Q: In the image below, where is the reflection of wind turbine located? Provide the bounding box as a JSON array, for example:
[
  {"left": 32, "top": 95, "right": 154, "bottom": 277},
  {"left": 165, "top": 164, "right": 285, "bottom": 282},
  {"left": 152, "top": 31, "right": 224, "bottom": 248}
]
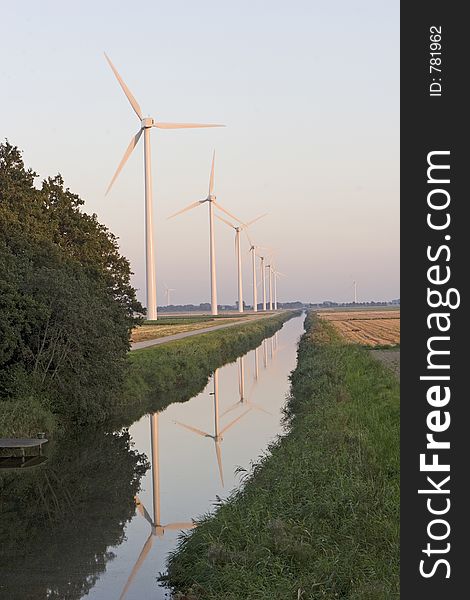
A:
[
  {"left": 217, "top": 214, "right": 267, "bottom": 313},
  {"left": 104, "top": 53, "right": 223, "bottom": 321},
  {"left": 120, "top": 413, "right": 194, "bottom": 600},
  {"left": 174, "top": 369, "right": 251, "bottom": 486},
  {"left": 221, "top": 355, "right": 272, "bottom": 418},
  {"left": 164, "top": 283, "right": 175, "bottom": 306},
  {"left": 168, "top": 152, "right": 241, "bottom": 315}
]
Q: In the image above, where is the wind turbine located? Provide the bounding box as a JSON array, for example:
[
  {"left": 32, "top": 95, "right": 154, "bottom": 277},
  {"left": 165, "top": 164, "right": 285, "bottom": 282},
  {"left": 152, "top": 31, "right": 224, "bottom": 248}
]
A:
[
  {"left": 259, "top": 255, "right": 267, "bottom": 311},
  {"left": 266, "top": 262, "right": 274, "bottom": 310},
  {"left": 168, "top": 152, "right": 241, "bottom": 316},
  {"left": 272, "top": 269, "right": 286, "bottom": 310},
  {"left": 246, "top": 233, "right": 270, "bottom": 313},
  {"left": 217, "top": 213, "right": 267, "bottom": 313},
  {"left": 174, "top": 369, "right": 251, "bottom": 485},
  {"left": 163, "top": 283, "right": 175, "bottom": 306},
  {"left": 104, "top": 52, "right": 223, "bottom": 320},
  {"left": 119, "top": 412, "right": 195, "bottom": 600},
  {"left": 353, "top": 280, "right": 358, "bottom": 304}
]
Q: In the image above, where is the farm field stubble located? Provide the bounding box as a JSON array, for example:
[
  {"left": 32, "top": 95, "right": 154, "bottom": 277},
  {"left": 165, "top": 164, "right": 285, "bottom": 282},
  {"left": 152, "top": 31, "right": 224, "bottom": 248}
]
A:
[{"left": 318, "top": 310, "right": 400, "bottom": 346}]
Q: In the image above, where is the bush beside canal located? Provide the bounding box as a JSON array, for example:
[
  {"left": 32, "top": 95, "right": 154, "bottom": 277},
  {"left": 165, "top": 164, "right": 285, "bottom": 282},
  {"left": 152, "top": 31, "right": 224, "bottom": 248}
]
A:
[{"left": 164, "top": 312, "right": 399, "bottom": 599}]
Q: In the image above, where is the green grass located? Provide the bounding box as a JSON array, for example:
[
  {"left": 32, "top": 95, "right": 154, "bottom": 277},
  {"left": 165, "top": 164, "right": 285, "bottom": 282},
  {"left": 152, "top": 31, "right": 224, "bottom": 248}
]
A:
[{"left": 164, "top": 312, "right": 399, "bottom": 599}]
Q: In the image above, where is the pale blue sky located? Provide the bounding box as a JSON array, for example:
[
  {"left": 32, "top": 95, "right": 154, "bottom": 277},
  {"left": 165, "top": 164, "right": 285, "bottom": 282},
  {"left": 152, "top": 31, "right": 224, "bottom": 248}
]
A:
[{"left": 0, "top": 1, "right": 399, "bottom": 305}]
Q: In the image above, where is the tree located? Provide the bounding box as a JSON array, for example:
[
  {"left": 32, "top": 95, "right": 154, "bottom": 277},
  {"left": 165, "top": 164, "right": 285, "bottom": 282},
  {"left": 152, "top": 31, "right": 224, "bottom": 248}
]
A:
[{"left": 0, "top": 141, "right": 144, "bottom": 432}]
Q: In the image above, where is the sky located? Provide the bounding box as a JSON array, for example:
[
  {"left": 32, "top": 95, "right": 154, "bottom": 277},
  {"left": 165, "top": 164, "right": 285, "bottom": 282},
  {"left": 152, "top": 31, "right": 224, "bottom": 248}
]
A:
[{"left": 0, "top": 0, "right": 399, "bottom": 306}]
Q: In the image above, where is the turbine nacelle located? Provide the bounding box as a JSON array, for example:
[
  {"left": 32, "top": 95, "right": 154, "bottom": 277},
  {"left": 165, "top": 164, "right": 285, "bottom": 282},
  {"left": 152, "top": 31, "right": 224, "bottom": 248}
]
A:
[{"left": 141, "top": 117, "right": 155, "bottom": 128}]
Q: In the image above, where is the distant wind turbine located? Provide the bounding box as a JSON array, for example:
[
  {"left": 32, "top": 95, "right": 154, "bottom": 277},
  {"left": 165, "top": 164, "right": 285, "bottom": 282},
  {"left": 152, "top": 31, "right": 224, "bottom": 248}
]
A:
[
  {"left": 168, "top": 151, "right": 241, "bottom": 315},
  {"left": 353, "top": 280, "right": 358, "bottom": 303},
  {"left": 103, "top": 52, "right": 224, "bottom": 320},
  {"left": 163, "top": 283, "right": 175, "bottom": 306},
  {"left": 272, "top": 269, "right": 286, "bottom": 310},
  {"left": 217, "top": 213, "right": 267, "bottom": 313},
  {"left": 246, "top": 233, "right": 270, "bottom": 313}
]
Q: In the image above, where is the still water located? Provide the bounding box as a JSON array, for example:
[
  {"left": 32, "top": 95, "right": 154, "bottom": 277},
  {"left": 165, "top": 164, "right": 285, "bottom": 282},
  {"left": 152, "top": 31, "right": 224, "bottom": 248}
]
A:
[{"left": 0, "top": 314, "right": 304, "bottom": 600}]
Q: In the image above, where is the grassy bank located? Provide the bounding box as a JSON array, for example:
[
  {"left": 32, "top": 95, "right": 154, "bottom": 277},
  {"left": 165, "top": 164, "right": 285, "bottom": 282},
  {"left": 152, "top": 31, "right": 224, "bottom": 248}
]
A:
[
  {"left": 164, "top": 312, "right": 399, "bottom": 599},
  {"left": 0, "top": 312, "right": 295, "bottom": 438},
  {"left": 113, "top": 312, "right": 296, "bottom": 429}
]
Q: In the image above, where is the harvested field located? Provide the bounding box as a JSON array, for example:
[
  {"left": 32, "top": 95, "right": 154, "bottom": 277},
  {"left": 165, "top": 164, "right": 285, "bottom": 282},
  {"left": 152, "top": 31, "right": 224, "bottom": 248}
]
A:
[
  {"left": 318, "top": 310, "right": 400, "bottom": 346},
  {"left": 132, "top": 316, "right": 254, "bottom": 342}
]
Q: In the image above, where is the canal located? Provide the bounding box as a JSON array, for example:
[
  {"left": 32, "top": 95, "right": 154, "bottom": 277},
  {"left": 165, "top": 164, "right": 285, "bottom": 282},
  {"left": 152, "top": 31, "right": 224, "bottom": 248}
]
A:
[{"left": 0, "top": 313, "right": 305, "bottom": 600}]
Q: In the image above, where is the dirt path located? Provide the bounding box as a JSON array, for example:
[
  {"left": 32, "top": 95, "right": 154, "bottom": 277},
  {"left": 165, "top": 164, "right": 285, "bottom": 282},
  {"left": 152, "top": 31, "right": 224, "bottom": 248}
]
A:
[
  {"left": 130, "top": 315, "right": 267, "bottom": 351},
  {"left": 370, "top": 348, "right": 400, "bottom": 378}
]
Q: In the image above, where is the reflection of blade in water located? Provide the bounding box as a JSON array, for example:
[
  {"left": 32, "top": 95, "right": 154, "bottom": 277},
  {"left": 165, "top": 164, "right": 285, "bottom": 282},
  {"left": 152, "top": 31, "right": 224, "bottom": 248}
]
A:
[
  {"left": 263, "top": 339, "right": 268, "bottom": 367},
  {"left": 174, "top": 369, "right": 252, "bottom": 487},
  {"left": 120, "top": 412, "right": 194, "bottom": 600},
  {"left": 119, "top": 532, "right": 154, "bottom": 600}
]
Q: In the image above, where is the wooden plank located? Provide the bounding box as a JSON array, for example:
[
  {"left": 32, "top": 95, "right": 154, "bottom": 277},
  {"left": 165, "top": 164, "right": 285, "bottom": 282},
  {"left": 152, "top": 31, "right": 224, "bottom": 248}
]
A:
[{"left": 0, "top": 438, "right": 48, "bottom": 449}]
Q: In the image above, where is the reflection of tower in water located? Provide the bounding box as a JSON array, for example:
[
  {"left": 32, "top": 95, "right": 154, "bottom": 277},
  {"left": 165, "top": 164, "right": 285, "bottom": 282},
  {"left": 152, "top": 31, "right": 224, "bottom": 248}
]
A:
[
  {"left": 119, "top": 413, "right": 194, "bottom": 600},
  {"left": 174, "top": 369, "right": 251, "bottom": 487}
]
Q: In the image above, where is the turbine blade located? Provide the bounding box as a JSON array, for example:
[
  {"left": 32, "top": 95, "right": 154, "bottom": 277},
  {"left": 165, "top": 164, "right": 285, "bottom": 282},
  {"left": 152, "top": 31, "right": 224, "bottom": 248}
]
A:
[
  {"left": 209, "top": 150, "right": 216, "bottom": 195},
  {"left": 214, "top": 441, "right": 224, "bottom": 487},
  {"left": 154, "top": 123, "right": 224, "bottom": 129},
  {"left": 104, "top": 52, "right": 142, "bottom": 119},
  {"left": 135, "top": 496, "right": 154, "bottom": 527},
  {"left": 215, "top": 213, "right": 236, "bottom": 229},
  {"left": 106, "top": 129, "right": 143, "bottom": 194},
  {"left": 118, "top": 533, "right": 154, "bottom": 600},
  {"left": 167, "top": 200, "right": 204, "bottom": 219},
  {"left": 174, "top": 420, "right": 209, "bottom": 438},
  {"left": 219, "top": 408, "right": 252, "bottom": 435},
  {"left": 162, "top": 522, "right": 196, "bottom": 531},
  {"left": 220, "top": 401, "right": 243, "bottom": 418},
  {"left": 244, "top": 230, "right": 254, "bottom": 248},
  {"left": 244, "top": 213, "right": 268, "bottom": 228},
  {"left": 212, "top": 200, "right": 245, "bottom": 226}
]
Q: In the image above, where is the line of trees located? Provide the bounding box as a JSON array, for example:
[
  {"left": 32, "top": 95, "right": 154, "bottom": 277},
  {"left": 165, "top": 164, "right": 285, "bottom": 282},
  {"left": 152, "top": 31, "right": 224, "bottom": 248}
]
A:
[{"left": 0, "top": 141, "right": 144, "bottom": 434}]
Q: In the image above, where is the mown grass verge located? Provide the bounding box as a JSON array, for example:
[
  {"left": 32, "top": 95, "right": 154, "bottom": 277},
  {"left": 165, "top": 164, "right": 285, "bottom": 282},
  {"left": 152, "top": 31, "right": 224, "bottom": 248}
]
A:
[
  {"left": 163, "top": 312, "right": 399, "bottom": 599},
  {"left": 110, "top": 312, "right": 297, "bottom": 430}
]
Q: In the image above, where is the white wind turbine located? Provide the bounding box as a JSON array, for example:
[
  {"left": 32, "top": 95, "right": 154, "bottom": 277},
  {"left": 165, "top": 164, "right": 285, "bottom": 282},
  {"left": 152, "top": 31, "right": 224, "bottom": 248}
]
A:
[
  {"left": 246, "top": 233, "right": 270, "bottom": 312},
  {"left": 216, "top": 213, "right": 267, "bottom": 313},
  {"left": 103, "top": 52, "right": 224, "bottom": 320},
  {"left": 168, "top": 151, "right": 241, "bottom": 315},
  {"left": 266, "top": 261, "right": 274, "bottom": 310},
  {"left": 163, "top": 283, "right": 175, "bottom": 306},
  {"left": 272, "top": 269, "right": 286, "bottom": 310}
]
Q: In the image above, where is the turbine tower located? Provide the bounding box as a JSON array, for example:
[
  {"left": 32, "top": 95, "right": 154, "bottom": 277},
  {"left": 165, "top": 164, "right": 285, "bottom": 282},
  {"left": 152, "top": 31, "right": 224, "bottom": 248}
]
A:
[
  {"left": 266, "top": 263, "right": 273, "bottom": 310},
  {"left": 246, "top": 234, "right": 270, "bottom": 313},
  {"left": 164, "top": 283, "right": 175, "bottom": 306},
  {"left": 259, "top": 255, "right": 267, "bottom": 311},
  {"left": 104, "top": 53, "right": 223, "bottom": 320},
  {"left": 353, "top": 280, "right": 357, "bottom": 304},
  {"left": 168, "top": 152, "right": 240, "bottom": 315},
  {"left": 272, "top": 269, "right": 286, "bottom": 310},
  {"left": 217, "top": 214, "right": 267, "bottom": 313}
]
